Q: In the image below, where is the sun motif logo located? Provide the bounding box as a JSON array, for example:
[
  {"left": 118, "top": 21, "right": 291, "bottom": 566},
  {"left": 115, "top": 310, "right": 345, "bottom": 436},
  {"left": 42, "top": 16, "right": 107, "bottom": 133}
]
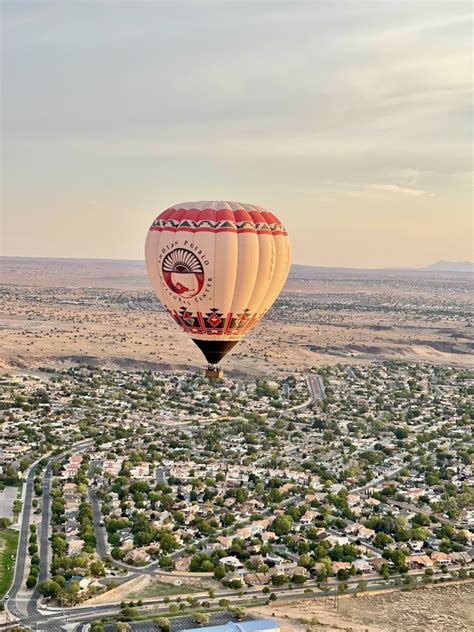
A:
[{"left": 162, "top": 248, "right": 205, "bottom": 298}]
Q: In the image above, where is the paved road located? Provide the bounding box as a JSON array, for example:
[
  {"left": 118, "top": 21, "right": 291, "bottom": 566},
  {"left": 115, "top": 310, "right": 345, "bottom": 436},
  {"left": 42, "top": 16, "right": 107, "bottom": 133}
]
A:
[
  {"left": 5, "top": 440, "right": 94, "bottom": 626},
  {"left": 308, "top": 374, "right": 325, "bottom": 401},
  {"left": 19, "top": 567, "right": 473, "bottom": 630},
  {"left": 27, "top": 461, "right": 54, "bottom": 617},
  {"left": 290, "top": 374, "right": 325, "bottom": 411},
  {"left": 89, "top": 488, "right": 108, "bottom": 558},
  {"left": 155, "top": 466, "right": 168, "bottom": 485},
  {"left": 88, "top": 461, "right": 109, "bottom": 559},
  {"left": 385, "top": 498, "right": 460, "bottom": 528},
  {"left": 351, "top": 458, "right": 420, "bottom": 495},
  {"left": 6, "top": 460, "right": 40, "bottom": 619},
  {"left": 3, "top": 564, "right": 471, "bottom": 630}
]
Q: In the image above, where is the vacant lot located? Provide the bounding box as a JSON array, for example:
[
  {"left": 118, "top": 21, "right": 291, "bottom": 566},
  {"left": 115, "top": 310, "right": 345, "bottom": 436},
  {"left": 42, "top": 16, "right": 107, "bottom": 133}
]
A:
[
  {"left": 0, "top": 487, "right": 19, "bottom": 520},
  {"left": 0, "top": 529, "right": 18, "bottom": 598},
  {"left": 251, "top": 582, "right": 474, "bottom": 632},
  {"left": 129, "top": 579, "right": 206, "bottom": 599}
]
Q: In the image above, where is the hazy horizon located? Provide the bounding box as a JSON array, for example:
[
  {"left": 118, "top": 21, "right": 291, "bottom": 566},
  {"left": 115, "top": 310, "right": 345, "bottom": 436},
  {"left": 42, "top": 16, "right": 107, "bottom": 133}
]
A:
[
  {"left": 1, "top": 253, "right": 472, "bottom": 273},
  {"left": 1, "top": 1, "right": 472, "bottom": 267}
]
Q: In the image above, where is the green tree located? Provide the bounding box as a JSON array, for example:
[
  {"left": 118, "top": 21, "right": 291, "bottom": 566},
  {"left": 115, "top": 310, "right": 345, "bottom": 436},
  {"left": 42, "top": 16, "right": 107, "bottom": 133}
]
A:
[
  {"left": 157, "top": 618, "right": 170, "bottom": 632},
  {"left": 271, "top": 514, "right": 293, "bottom": 536}
]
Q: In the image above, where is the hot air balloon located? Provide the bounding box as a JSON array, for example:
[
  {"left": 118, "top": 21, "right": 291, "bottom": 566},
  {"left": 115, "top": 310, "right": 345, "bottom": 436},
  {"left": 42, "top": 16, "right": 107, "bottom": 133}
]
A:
[{"left": 145, "top": 201, "right": 291, "bottom": 377}]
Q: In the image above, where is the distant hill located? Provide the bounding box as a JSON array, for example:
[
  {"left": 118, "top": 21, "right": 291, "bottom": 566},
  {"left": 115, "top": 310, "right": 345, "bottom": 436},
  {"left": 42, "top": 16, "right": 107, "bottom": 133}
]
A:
[{"left": 424, "top": 260, "right": 474, "bottom": 273}]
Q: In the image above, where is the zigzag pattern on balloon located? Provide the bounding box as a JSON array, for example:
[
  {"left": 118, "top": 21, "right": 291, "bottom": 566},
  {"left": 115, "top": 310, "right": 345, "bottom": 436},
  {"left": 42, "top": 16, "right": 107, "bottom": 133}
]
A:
[
  {"left": 170, "top": 306, "right": 259, "bottom": 337},
  {"left": 150, "top": 217, "right": 287, "bottom": 235}
]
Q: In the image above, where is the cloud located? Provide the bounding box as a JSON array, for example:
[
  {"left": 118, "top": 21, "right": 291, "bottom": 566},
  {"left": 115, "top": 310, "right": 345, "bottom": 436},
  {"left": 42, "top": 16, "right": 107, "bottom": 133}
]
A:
[{"left": 368, "top": 184, "right": 426, "bottom": 197}]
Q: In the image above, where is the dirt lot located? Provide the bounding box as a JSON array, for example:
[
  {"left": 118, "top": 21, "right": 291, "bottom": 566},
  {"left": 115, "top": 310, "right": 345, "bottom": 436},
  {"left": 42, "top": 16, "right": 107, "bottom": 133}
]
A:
[
  {"left": 84, "top": 573, "right": 213, "bottom": 606},
  {"left": 250, "top": 582, "right": 474, "bottom": 632}
]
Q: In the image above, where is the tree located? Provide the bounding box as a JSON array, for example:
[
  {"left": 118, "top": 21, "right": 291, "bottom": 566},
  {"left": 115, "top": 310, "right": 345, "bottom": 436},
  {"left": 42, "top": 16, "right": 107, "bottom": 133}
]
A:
[
  {"left": 338, "top": 581, "right": 347, "bottom": 594},
  {"left": 119, "top": 606, "right": 139, "bottom": 621},
  {"left": 38, "top": 579, "right": 62, "bottom": 599},
  {"left": 117, "top": 624, "right": 131, "bottom": 632},
  {"left": 193, "top": 613, "right": 209, "bottom": 625},
  {"left": 271, "top": 514, "right": 293, "bottom": 536},
  {"left": 271, "top": 573, "right": 289, "bottom": 586},
  {"left": 229, "top": 606, "right": 245, "bottom": 620},
  {"left": 160, "top": 554, "right": 173, "bottom": 570},
  {"left": 384, "top": 548, "right": 407, "bottom": 573},
  {"left": 90, "top": 622, "right": 105, "bottom": 632},
  {"left": 213, "top": 565, "right": 226, "bottom": 580},
  {"left": 357, "top": 580, "right": 368, "bottom": 593},
  {"left": 26, "top": 575, "right": 37, "bottom": 589},
  {"left": 89, "top": 560, "right": 105, "bottom": 577},
  {"left": 160, "top": 531, "right": 179, "bottom": 553},
  {"left": 64, "top": 581, "right": 80, "bottom": 605},
  {"left": 374, "top": 532, "right": 394, "bottom": 549},
  {"left": 157, "top": 618, "right": 170, "bottom": 632}
]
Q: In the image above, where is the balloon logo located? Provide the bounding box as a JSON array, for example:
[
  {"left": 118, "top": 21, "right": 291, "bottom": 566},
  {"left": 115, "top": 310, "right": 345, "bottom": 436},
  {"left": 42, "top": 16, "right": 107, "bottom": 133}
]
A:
[
  {"left": 162, "top": 248, "right": 204, "bottom": 298},
  {"left": 145, "top": 201, "right": 291, "bottom": 372}
]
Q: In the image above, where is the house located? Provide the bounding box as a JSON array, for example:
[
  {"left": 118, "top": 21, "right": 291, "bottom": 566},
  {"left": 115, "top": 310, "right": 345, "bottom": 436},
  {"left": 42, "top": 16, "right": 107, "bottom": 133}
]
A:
[
  {"left": 220, "top": 556, "right": 244, "bottom": 569},
  {"left": 224, "top": 572, "right": 243, "bottom": 586},
  {"left": 217, "top": 535, "right": 234, "bottom": 548},
  {"left": 290, "top": 565, "right": 309, "bottom": 578},
  {"left": 124, "top": 548, "right": 151, "bottom": 564},
  {"left": 66, "top": 576, "right": 91, "bottom": 592},
  {"left": 325, "top": 534, "right": 350, "bottom": 546},
  {"left": 347, "top": 494, "right": 361, "bottom": 507},
  {"left": 407, "top": 555, "right": 433, "bottom": 569},
  {"left": 408, "top": 540, "right": 425, "bottom": 553},
  {"left": 301, "top": 510, "right": 322, "bottom": 524},
  {"left": 431, "top": 552, "right": 452, "bottom": 566},
  {"left": 175, "top": 556, "right": 192, "bottom": 572},
  {"left": 358, "top": 526, "right": 376, "bottom": 540},
  {"left": 130, "top": 462, "right": 150, "bottom": 479},
  {"left": 364, "top": 497, "right": 381, "bottom": 507},
  {"left": 244, "top": 572, "right": 270, "bottom": 586},
  {"left": 331, "top": 561, "right": 351, "bottom": 573},
  {"left": 353, "top": 558, "right": 372, "bottom": 573},
  {"left": 371, "top": 557, "right": 391, "bottom": 572},
  {"left": 64, "top": 520, "right": 81, "bottom": 536},
  {"left": 235, "top": 527, "right": 252, "bottom": 539},
  {"left": 63, "top": 482, "right": 77, "bottom": 497},
  {"left": 451, "top": 551, "right": 471, "bottom": 564},
  {"left": 67, "top": 537, "right": 85, "bottom": 556},
  {"left": 261, "top": 531, "right": 276, "bottom": 543}
]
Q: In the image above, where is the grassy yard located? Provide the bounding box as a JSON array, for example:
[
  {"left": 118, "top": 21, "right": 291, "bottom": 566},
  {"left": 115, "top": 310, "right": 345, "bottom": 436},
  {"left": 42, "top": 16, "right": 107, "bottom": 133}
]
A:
[
  {"left": 129, "top": 580, "right": 206, "bottom": 599},
  {"left": 0, "top": 529, "right": 19, "bottom": 598}
]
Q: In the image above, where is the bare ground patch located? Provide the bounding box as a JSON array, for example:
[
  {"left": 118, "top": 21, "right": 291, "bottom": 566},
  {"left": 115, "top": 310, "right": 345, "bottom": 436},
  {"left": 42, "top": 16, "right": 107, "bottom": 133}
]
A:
[{"left": 250, "top": 583, "right": 474, "bottom": 632}]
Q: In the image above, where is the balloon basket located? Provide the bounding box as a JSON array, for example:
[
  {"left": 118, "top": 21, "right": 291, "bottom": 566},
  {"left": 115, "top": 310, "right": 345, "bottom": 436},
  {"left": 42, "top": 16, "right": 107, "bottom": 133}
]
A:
[{"left": 205, "top": 366, "right": 224, "bottom": 380}]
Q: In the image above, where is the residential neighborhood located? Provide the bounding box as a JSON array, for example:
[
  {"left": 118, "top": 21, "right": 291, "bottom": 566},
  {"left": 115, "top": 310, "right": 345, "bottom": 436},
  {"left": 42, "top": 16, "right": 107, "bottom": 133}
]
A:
[{"left": 1, "top": 362, "right": 472, "bottom": 622}]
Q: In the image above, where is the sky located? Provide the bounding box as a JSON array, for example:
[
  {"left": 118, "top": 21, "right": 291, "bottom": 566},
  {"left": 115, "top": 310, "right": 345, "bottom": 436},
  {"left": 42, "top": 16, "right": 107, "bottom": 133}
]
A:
[{"left": 1, "top": 1, "right": 472, "bottom": 268}]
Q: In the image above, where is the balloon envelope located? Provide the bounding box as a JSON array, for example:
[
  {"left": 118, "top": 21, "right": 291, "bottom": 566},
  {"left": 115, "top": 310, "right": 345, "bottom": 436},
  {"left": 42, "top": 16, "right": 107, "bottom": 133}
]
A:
[{"left": 145, "top": 201, "right": 291, "bottom": 365}]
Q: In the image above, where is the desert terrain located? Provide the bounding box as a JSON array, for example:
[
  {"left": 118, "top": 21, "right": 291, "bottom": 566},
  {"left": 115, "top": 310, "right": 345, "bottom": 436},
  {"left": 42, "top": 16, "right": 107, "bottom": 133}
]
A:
[
  {"left": 1, "top": 257, "right": 472, "bottom": 375},
  {"left": 251, "top": 582, "right": 474, "bottom": 632}
]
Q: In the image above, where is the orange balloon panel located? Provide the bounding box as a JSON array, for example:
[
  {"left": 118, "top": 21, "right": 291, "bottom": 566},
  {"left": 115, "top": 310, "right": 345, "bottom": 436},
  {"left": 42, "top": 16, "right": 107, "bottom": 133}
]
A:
[{"left": 145, "top": 201, "right": 291, "bottom": 364}]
